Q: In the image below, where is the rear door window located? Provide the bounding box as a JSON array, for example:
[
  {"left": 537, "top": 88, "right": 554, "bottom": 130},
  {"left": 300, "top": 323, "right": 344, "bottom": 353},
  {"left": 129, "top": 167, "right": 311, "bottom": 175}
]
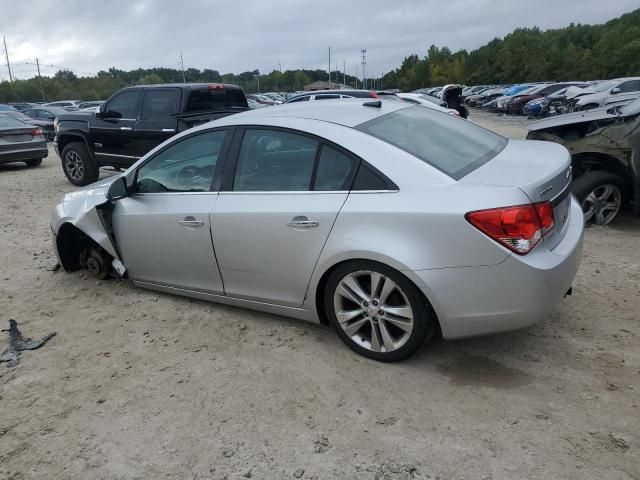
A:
[
  {"left": 313, "top": 145, "right": 356, "bottom": 190},
  {"left": 141, "top": 89, "right": 181, "bottom": 120},
  {"left": 356, "top": 105, "right": 507, "bottom": 180},
  {"left": 233, "top": 129, "right": 318, "bottom": 191}
]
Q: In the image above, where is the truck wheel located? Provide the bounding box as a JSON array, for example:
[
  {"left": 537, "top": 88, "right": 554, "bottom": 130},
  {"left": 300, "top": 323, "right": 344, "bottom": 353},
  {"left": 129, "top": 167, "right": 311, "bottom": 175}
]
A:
[
  {"left": 61, "top": 142, "right": 98, "bottom": 186},
  {"left": 572, "top": 171, "right": 624, "bottom": 225},
  {"left": 24, "top": 158, "right": 42, "bottom": 167}
]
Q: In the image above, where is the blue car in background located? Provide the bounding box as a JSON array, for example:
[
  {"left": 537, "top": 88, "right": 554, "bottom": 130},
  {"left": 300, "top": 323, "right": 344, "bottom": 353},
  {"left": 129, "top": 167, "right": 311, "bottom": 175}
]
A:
[
  {"left": 523, "top": 98, "right": 547, "bottom": 116},
  {"left": 0, "top": 104, "right": 18, "bottom": 112}
]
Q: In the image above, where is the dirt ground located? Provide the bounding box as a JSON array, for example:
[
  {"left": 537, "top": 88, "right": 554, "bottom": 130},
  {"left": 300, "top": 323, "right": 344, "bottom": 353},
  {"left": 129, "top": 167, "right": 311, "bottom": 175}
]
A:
[{"left": 1, "top": 112, "right": 639, "bottom": 480}]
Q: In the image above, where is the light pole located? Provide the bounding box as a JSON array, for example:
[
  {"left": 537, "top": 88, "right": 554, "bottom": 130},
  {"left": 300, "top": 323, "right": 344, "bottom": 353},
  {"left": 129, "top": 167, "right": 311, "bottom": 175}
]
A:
[{"left": 254, "top": 74, "right": 260, "bottom": 93}]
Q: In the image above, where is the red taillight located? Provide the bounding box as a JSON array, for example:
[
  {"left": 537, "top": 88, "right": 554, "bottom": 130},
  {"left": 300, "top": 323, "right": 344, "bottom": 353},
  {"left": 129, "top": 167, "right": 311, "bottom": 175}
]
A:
[
  {"left": 370, "top": 91, "right": 378, "bottom": 98},
  {"left": 465, "top": 201, "right": 555, "bottom": 255},
  {"left": 31, "top": 128, "right": 42, "bottom": 137},
  {"left": 208, "top": 83, "right": 225, "bottom": 90}
]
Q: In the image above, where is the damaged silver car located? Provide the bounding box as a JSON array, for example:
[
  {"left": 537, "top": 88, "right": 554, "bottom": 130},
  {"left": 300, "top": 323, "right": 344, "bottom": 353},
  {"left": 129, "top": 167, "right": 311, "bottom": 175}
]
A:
[
  {"left": 527, "top": 97, "right": 640, "bottom": 224},
  {"left": 51, "top": 100, "right": 583, "bottom": 361}
]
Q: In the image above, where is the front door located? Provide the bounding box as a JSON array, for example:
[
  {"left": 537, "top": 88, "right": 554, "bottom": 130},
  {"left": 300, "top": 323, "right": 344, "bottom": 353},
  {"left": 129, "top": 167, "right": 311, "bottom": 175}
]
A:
[
  {"left": 112, "top": 129, "right": 230, "bottom": 293},
  {"left": 92, "top": 89, "right": 141, "bottom": 166},
  {"left": 212, "top": 128, "right": 357, "bottom": 307}
]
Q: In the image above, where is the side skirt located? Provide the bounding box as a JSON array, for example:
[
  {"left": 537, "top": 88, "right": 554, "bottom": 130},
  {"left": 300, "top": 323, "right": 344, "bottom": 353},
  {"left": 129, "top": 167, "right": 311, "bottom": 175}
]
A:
[{"left": 132, "top": 280, "right": 320, "bottom": 324}]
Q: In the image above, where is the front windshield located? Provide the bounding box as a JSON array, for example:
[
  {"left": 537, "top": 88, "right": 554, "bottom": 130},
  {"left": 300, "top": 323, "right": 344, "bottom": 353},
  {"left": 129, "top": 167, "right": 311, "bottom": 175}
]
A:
[{"left": 619, "top": 97, "right": 640, "bottom": 116}]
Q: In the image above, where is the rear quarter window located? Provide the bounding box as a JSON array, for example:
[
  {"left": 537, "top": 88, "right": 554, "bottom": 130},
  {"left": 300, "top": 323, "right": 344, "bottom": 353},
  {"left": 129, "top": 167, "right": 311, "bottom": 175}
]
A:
[{"left": 355, "top": 106, "right": 507, "bottom": 180}]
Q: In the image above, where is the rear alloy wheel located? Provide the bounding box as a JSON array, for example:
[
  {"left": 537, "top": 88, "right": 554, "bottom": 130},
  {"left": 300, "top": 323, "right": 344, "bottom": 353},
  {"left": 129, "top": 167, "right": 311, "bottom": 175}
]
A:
[
  {"left": 24, "top": 158, "right": 42, "bottom": 167},
  {"left": 61, "top": 142, "right": 98, "bottom": 186},
  {"left": 325, "top": 261, "right": 434, "bottom": 362},
  {"left": 572, "top": 171, "right": 624, "bottom": 225}
]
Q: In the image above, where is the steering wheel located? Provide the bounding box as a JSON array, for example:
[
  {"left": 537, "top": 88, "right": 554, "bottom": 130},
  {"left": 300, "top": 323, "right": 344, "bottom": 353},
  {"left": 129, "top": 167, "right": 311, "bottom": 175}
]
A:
[{"left": 175, "top": 165, "right": 202, "bottom": 189}]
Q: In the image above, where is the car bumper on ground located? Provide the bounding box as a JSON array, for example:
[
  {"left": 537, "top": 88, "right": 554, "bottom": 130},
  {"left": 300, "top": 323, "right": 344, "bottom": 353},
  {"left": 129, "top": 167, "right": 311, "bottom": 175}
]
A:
[
  {"left": 415, "top": 197, "right": 584, "bottom": 339},
  {"left": 0, "top": 145, "right": 48, "bottom": 164}
]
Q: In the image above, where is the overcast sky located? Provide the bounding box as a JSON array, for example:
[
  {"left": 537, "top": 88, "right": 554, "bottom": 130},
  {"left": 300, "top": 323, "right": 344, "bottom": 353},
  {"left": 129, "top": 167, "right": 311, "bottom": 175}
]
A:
[{"left": 0, "top": 0, "right": 637, "bottom": 81}]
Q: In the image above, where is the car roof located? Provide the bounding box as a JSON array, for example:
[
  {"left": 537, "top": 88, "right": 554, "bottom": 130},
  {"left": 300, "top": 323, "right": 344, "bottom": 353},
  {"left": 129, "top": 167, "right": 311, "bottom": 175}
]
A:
[
  {"left": 119, "top": 83, "right": 243, "bottom": 91},
  {"left": 208, "top": 98, "right": 411, "bottom": 129}
]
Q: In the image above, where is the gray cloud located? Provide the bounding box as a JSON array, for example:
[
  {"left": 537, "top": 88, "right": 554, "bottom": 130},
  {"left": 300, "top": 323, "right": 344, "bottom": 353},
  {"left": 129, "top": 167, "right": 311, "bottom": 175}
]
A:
[{"left": 0, "top": 0, "right": 637, "bottom": 80}]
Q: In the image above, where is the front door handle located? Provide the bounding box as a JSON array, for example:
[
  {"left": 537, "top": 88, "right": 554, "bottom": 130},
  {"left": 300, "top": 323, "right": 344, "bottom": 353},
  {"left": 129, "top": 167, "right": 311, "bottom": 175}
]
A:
[
  {"left": 179, "top": 216, "right": 204, "bottom": 227},
  {"left": 162, "top": 128, "right": 176, "bottom": 133},
  {"left": 120, "top": 126, "right": 132, "bottom": 131},
  {"left": 287, "top": 216, "right": 319, "bottom": 228}
]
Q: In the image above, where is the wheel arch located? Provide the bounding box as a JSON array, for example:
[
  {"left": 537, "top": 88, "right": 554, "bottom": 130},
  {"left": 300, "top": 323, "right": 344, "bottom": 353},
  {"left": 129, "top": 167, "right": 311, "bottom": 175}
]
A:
[
  {"left": 57, "top": 132, "right": 94, "bottom": 161},
  {"left": 311, "top": 255, "right": 442, "bottom": 336},
  {"left": 571, "top": 152, "right": 634, "bottom": 198}
]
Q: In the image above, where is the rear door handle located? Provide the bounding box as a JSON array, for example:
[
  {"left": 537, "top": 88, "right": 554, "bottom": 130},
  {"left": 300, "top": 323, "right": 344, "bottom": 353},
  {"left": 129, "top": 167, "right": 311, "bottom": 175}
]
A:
[
  {"left": 287, "top": 216, "right": 319, "bottom": 228},
  {"left": 120, "top": 126, "right": 132, "bottom": 131},
  {"left": 162, "top": 128, "right": 176, "bottom": 133},
  {"left": 179, "top": 216, "right": 204, "bottom": 227}
]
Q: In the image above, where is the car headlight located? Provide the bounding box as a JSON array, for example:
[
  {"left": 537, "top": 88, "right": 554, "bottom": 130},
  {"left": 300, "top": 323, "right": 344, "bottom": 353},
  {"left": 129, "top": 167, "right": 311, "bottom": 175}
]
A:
[{"left": 54, "top": 118, "right": 59, "bottom": 133}]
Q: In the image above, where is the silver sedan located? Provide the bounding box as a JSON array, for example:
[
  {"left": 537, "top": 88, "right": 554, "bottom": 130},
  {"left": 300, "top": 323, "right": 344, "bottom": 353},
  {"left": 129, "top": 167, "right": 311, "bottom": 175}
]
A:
[{"left": 51, "top": 99, "right": 584, "bottom": 361}]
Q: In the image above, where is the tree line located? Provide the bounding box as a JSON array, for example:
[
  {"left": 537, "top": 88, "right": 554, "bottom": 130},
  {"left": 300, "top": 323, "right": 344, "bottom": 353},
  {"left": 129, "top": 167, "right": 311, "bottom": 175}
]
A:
[{"left": 1, "top": 8, "right": 638, "bottom": 103}]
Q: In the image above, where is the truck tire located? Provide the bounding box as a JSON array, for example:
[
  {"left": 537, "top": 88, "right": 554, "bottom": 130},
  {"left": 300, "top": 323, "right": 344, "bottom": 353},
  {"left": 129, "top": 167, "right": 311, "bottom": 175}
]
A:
[
  {"left": 572, "top": 171, "right": 624, "bottom": 225},
  {"left": 24, "top": 158, "right": 43, "bottom": 167},
  {"left": 61, "top": 142, "right": 98, "bottom": 186}
]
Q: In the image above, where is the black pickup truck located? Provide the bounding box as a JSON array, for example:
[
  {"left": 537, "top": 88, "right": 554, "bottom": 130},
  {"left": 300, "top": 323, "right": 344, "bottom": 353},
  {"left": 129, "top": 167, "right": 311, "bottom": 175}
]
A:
[{"left": 54, "top": 83, "right": 249, "bottom": 185}]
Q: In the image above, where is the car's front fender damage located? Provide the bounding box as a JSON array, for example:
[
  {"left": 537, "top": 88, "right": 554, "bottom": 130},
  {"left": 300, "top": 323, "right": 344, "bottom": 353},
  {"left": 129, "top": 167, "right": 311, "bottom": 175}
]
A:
[{"left": 52, "top": 183, "right": 125, "bottom": 279}]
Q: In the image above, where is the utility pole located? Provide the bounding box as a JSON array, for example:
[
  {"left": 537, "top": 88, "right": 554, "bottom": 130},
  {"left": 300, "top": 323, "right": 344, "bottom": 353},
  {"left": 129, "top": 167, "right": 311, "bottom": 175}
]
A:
[
  {"left": 328, "top": 47, "right": 331, "bottom": 87},
  {"left": 36, "top": 58, "right": 45, "bottom": 101},
  {"left": 278, "top": 60, "right": 282, "bottom": 73},
  {"left": 3, "top": 36, "right": 13, "bottom": 82},
  {"left": 179, "top": 51, "right": 186, "bottom": 83},
  {"left": 361, "top": 49, "right": 367, "bottom": 90},
  {"left": 343, "top": 60, "right": 346, "bottom": 88}
]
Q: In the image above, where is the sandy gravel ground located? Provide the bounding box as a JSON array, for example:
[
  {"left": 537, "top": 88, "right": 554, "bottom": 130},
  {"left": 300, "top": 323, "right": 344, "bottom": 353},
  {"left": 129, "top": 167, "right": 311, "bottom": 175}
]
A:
[{"left": 1, "top": 112, "right": 639, "bottom": 480}]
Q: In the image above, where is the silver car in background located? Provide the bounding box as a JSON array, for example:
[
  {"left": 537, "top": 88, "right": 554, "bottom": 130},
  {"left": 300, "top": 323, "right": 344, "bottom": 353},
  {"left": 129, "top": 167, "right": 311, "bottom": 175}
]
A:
[{"left": 51, "top": 99, "right": 583, "bottom": 361}]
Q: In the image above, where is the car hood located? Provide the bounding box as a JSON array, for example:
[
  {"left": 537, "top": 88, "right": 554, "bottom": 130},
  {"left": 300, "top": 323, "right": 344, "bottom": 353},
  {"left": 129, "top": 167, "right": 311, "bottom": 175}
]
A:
[
  {"left": 575, "top": 91, "right": 605, "bottom": 105},
  {"left": 527, "top": 107, "right": 617, "bottom": 131}
]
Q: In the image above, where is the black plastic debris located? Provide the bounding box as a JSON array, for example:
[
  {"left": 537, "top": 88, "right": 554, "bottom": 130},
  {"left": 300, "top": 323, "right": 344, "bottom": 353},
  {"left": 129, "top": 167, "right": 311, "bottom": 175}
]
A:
[{"left": 0, "top": 319, "right": 56, "bottom": 367}]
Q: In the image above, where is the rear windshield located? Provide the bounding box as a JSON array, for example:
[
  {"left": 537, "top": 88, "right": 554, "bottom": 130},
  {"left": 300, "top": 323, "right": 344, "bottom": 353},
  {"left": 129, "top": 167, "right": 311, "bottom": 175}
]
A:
[
  {"left": 185, "top": 89, "right": 248, "bottom": 112},
  {"left": 355, "top": 106, "right": 507, "bottom": 179},
  {"left": 0, "top": 114, "right": 27, "bottom": 127}
]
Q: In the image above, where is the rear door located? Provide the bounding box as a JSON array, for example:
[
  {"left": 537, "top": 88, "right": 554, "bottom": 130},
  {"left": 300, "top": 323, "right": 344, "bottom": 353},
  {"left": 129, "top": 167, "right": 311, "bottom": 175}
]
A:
[
  {"left": 212, "top": 128, "right": 358, "bottom": 307},
  {"left": 92, "top": 89, "right": 141, "bottom": 166},
  {"left": 133, "top": 88, "right": 181, "bottom": 157}
]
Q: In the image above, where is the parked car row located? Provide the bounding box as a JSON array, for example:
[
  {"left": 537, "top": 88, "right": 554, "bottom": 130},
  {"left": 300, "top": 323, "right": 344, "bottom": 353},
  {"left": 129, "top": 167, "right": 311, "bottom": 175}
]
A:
[{"left": 446, "top": 78, "right": 640, "bottom": 117}]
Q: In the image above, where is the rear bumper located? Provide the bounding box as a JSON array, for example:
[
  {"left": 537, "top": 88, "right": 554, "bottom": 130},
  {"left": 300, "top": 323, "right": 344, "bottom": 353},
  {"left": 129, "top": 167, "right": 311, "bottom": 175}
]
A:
[
  {"left": 0, "top": 145, "right": 48, "bottom": 164},
  {"left": 415, "top": 197, "right": 584, "bottom": 339}
]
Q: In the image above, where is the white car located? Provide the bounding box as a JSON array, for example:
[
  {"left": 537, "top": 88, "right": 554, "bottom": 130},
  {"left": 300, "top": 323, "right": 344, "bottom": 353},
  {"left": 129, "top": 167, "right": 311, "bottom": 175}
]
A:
[
  {"left": 395, "top": 93, "right": 460, "bottom": 116},
  {"left": 573, "top": 78, "right": 640, "bottom": 111}
]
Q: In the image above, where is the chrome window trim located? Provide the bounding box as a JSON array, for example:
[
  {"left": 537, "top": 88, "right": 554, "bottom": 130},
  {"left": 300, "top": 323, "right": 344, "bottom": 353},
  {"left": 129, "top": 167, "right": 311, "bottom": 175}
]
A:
[{"left": 94, "top": 152, "right": 139, "bottom": 159}]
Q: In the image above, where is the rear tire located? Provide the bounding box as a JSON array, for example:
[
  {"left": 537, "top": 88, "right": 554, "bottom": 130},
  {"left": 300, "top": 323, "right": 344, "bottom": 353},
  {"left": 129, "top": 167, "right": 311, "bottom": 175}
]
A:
[
  {"left": 24, "top": 158, "right": 42, "bottom": 167},
  {"left": 572, "top": 171, "right": 624, "bottom": 225},
  {"left": 61, "top": 142, "right": 98, "bottom": 186},
  {"left": 324, "top": 260, "right": 435, "bottom": 362}
]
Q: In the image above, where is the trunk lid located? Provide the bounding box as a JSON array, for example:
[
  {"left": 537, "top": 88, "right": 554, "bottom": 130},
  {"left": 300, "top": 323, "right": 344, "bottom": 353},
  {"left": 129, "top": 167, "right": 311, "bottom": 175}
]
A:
[
  {"left": 460, "top": 139, "right": 573, "bottom": 249},
  {"left": 0, "top": 126, "right": 36, "bottom": 143}
]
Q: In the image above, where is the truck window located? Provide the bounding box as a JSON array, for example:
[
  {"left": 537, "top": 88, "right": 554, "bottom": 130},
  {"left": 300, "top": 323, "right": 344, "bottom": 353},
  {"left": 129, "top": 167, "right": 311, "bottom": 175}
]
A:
[
  {"left": 141, "top": 89, "right": 181, "bottom": 120},
  {"left": 105, "top": 90, "right": 140, "bottom": 119},
  {"left": 186, "top": 88, "right": 247, "bottom": 112}
]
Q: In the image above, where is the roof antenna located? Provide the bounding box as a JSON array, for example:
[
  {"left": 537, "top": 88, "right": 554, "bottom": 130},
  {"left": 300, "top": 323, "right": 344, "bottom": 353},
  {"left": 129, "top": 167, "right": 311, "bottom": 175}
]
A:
[{"left": 363, "top": 100, "right": 381, "bottom": 108}]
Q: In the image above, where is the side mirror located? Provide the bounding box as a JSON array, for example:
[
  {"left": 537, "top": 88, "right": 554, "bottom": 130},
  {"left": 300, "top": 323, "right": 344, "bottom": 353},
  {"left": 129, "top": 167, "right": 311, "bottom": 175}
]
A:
[
  {"left": 96, "top": 103, "right": 107, "bottom": 118},
  {"left": 611, "top": 87, "right": 621, "bottom": 95},
  {"left": 107, "top": 176, "right": 128, "bottom": 202}
]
